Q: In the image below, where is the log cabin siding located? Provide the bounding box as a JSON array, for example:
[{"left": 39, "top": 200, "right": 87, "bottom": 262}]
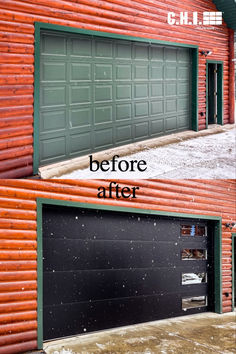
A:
[
  {"left": 0, "top": 179, "right": 235, "bottom": 353},
  {"left": 0, "top": 0, "right": 233, "bottom": 178}
]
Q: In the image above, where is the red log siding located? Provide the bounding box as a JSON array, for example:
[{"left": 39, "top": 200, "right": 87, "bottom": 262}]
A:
[
  {"left": 0, "top": 0, "right": 233, "bottom": 178},
  {"left": 0, "top": 179, "right": 235, "bottom": 353}
]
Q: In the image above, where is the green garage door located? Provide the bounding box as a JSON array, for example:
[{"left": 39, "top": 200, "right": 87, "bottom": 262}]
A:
[{"left": 39, "top": 31, "right": 192, "bottom": 166}]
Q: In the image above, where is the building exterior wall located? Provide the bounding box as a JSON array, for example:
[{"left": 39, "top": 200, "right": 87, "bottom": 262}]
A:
[
  {"left": 0, "top": 0, "right": 233, "bottom": 178},
  {"left": 0, "top": 179, "right": 235, "bottom": 353}
]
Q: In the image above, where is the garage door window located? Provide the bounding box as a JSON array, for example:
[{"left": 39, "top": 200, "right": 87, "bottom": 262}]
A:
[
  {"left": 182, "top": 296, "right": 207, "bottom": 310},
  {"left": 182, "top": 272, "right": 207, "bottom": 285},
  {"left": 182, "top": 249, "right": 207, "bottom": 260},
  {"left": 181, "top": 224, "right": 207, "bottom": 237}
]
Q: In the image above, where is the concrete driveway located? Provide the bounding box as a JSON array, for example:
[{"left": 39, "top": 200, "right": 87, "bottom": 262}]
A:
[{"left": 44, "top": 312, "right": 236, "bottom": 354}]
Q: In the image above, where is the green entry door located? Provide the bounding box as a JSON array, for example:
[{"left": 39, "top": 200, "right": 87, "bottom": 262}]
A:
[{"left": 39, "top": 31, "right": 192, "bottom": 166}]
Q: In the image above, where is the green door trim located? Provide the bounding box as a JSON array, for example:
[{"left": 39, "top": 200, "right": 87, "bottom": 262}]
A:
[
  {"left": 33, "top": 22, "right": 199, "bottom": 174},
  {"left": 206, "top": 60, "right": 224, "bottom": 128},
  {"left": 232, "top": 233, "right": 236, "bottom": 310},
  {"left": 36, "top": 197, "right": 222, "bottom": 349}
]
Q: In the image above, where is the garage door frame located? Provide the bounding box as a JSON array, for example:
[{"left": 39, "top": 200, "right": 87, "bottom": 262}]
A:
[
  {"left": 33, "top": 22, "right": 199, "bottom": 174},
  {"left": 206, "top": 60, "right": 224, "bottom": 128},
  {"left": 36, "top": 197, "right": 222, "bottom": 349}
]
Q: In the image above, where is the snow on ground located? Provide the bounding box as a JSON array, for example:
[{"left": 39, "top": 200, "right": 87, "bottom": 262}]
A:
[
  {"left": 53, "top": 349, "right": 74, "bottom": 354},
  {"left": 59, "top": 128, "right": 236, "bottom": 179},
  {"left": 212, "top": 322, "right": 236, "bottom": 330}
]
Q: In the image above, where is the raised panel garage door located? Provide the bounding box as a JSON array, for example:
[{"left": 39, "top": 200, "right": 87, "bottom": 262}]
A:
[
  {"left": 39, "top": 31, "right": 192, "bottom": 166},
  {"left": 42, "top": 205, "right": 213, "bottom": 341}
]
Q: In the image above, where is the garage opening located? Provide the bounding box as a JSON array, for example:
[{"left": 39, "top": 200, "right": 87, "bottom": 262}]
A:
[
  {"left": 41, "top": 204, "right": 215, "bottom": 342},
  {"left": 38, "top": 30, "right": 192, "bottom": 167}
]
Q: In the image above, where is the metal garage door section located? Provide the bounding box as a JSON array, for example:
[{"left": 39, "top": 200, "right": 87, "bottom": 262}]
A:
[
  {"left": 42, "top": 205, "right": 213, "bottom": 341},
  {"left": 39, "top": 31, "right": 191, "bottom": 166}
]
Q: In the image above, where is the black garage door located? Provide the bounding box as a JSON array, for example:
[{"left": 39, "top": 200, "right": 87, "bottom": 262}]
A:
[{"left": 42, "top": 205, "right": 214, "bottom": 341}]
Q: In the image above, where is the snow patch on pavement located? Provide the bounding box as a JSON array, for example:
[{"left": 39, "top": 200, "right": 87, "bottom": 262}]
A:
[
  {"left": 212, "top": 322, "right": 236, "bottom": 330},
  {"left": 53, "top": 349, "right": 74, "bottom": 354},
  {"left": 95, "top": 342, "right": 106, "bottom": 349},
  {"left": 125, "top": 335, "right": 156, "bottom": 344}
]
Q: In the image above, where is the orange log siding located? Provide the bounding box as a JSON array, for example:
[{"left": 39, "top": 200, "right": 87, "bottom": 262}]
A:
[
  {"left": 0, "top": 0, "right": 234, "bottom": 178},
  {"left": 0, "top": 179, "right": 235, "bottom": 353}
]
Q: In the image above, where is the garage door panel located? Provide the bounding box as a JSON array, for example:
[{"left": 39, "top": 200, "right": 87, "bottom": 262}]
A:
[
  {"left": 71, "top": 36, "right": 92, "bottom": 57},
  {"left": 134, "top": 102, "right": 149, "bottom": 117},
  {"left": 94, "top": 128, "right": 113, "bottom": 149},
  {"left": 43, "top": 208, "right": 181, "bottom": 242},
  {"left": 39, "top": 32, "right": 191, "bottom": 166},
  {"left": 165, "top": 47, "right": 178, "bottom": 61},
  {"left": 178, "top": 82, "right": 190, "bottom": 95},
  {"left": 69, "top": 107, "right": 92, "bottom": 128},
  {"left": 134, "top": 65, "right": 149, "bottom": 80},
  {"left": 70, "top": 63, "right": 92, "bottom": 81},
  {"left": 178, "top": 65, "right": 191, "bottom": 79},
  {"left": 178, "top": 114, "right": 191, "bottom": 128},
  {"left": 43, "top": 293, "right": 182, "bottom": 341},
  {"left": 116, "top": 125, "right": 132, "bottom": 143},
  {"left": 95, "top": 40, "right": 113, "bottom": 58},
  {"left": 134, "top": 122, "right": 149, "bottom": 139},
  {"left": 115, "top": 41, "right": 132, "bottom": 59},
  {"left": 116, "top": 65, "right": 132, "bottom": 80},
  {"left": 178, "top": 49, "right": 190, "bottom": 62},
  {"left": 44, "top": 268, "right": 180, "bottom": 307},
  {"left": 150, "top": 45, "right": 164, "bottom": 61},
  {"left": 116, "top": 86, "right": 132, "bottom": 101},
  {"left": 150, "top": 119, "right": 164, "bottom": 135},
  {"left": 178, "top": 97, "right": 189, "bottom": 111},
  {"left": 70, "top": 85, "right": 92, "bottom": 104},
  {"left": 166, "top": 99, "right": 177, "bottom": 113},
  {"left": 165, "top": 116, "right": 177, "bottom": 132},
  {"left": 41, "top": 86, "right": 66, "bottom": 107},
  {"left": 94, "top": 63, "right": 113, "bottom": 81},
  {"left": 150, "top": 83, "right": 164, "bottom": 97},
  {"left": 116, "top": 103, "right": 132, "bottom": 120},
  {"left": 134, "top": 43, "right": 149, "bottom": 60},
  {"left": 40, "top": 136, "right": 66, "bottom": 162},
  {"left": 165, "top": 65, "right": 177, "bottom": 80},
  {"left": 40, "top": 110, "right": 66, "bottom": 133},
  {"left": 150, "top": 100, "right": 164, "bottom": 115},
  {"left": 42, "top": 62, "right": 66, "bottom": 82},
  {"left": 165, "top": 82, "right": 177, "bottom": 96},
  {"left": 94, "top": 105, "right": 113, "bottom": 125},
  {"left": 69, "top": 132, "right": 91, "bottom": 155},
  {"left": 150, "top": 64, "right": 164, "bottom": 80},
  {"left": 94, "top": 85, "right": 113, "bottom": 102},
  {"left": 41, "top": 33, "right": 67, "bottom": 55},
  {"left": 43, "top": 238, "right": 179, "bottom": 271},
  {"left": 134, "top": 84, "right": 148, "bottom": 98}
]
